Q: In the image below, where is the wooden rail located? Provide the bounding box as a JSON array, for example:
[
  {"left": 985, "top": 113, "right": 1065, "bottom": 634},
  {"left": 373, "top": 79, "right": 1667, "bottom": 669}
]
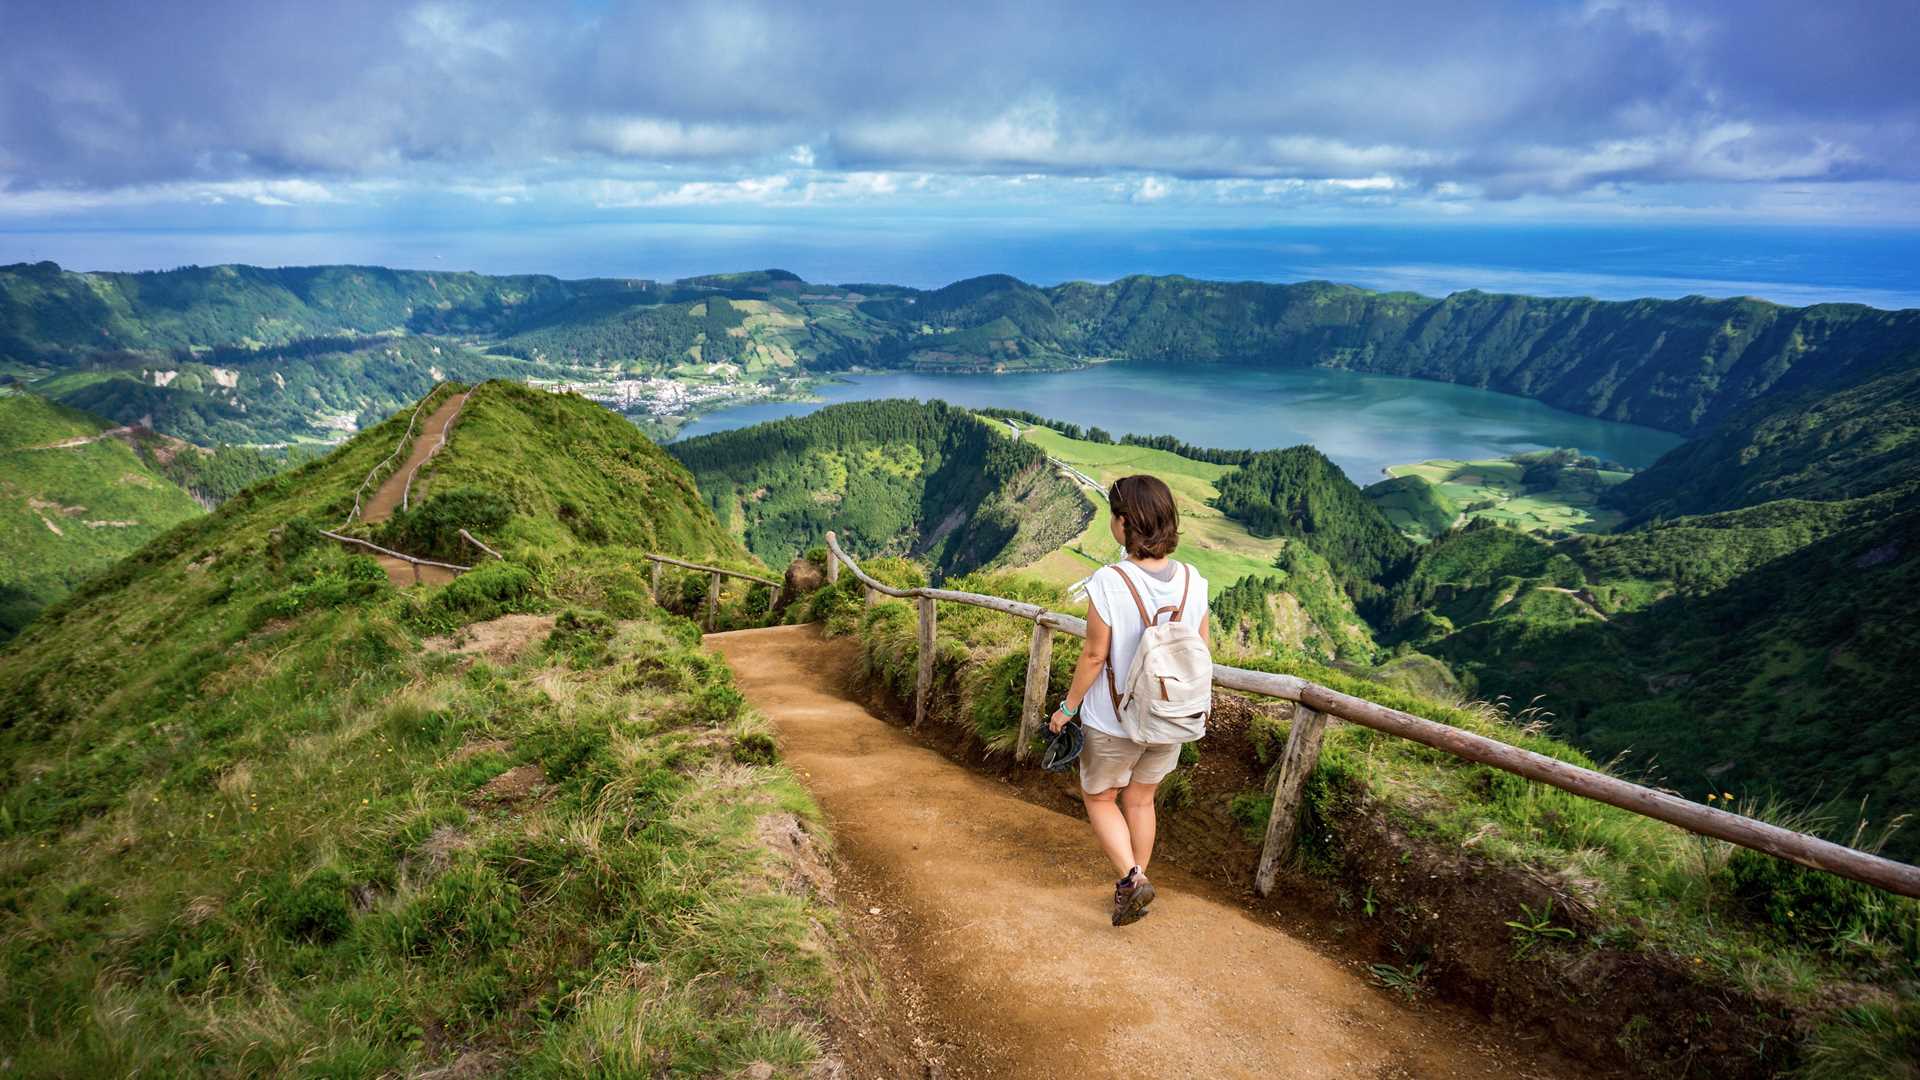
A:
[
  {"left": 823, "top": 532, "right": 1920, "bottom": 900},
  {"left": 642, "top": 553, "right": 783, "bottom": 630},
  {"left": 401, "top": 390, "right": 470, "bottom": 512},
  {"left": 343, "top": 391, "right": 438, "bottom": 527},
  {"left": 459, "top": 529, "right": 504, "bottom": 561},
  {"left": 318, "top": 529, "right": 474, "bottom": 574}
]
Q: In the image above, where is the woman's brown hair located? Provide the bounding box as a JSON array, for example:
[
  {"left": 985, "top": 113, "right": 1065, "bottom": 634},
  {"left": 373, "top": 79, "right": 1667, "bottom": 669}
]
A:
[{"left": 1108, "top": 474, "right": 1179, "bottom": 559}]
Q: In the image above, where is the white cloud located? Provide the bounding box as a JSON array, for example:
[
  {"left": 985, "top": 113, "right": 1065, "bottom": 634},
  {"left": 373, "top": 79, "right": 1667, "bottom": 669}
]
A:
[
  {"left": 1133, "top": 176, "right": 1171, "bottom": 202},
  {"left": 581, "top": 117, "right": 784, "bottom": 160},
  {"left": 591, "top": 174, "right": 793, "bottom": 208},
  {"left": 1325, "top": 175, "right": 1397, "bottom": 191}
]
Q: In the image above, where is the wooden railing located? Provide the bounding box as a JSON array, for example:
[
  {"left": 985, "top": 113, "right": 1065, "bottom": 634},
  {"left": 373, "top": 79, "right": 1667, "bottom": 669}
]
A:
[
  {"left": 343, "top": 390, "right": 440, "bottom": 528},
  {"left": 401, "top": 390, "right": 470, "bottom": 512},
  {"left": 643, "top": 553, "right": 784, "bottom": 630},
  {"left": 822, "top": 531, "right": 1920, "bottom": 900},
  {"left": 318, "top": 528, "right": 472, "bottom": 580}
]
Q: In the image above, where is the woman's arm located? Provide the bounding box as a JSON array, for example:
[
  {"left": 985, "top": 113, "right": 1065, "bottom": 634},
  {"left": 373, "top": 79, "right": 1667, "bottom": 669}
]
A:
[{"left": 1049, "top": 603, "right": 1112, "bottom": 733}]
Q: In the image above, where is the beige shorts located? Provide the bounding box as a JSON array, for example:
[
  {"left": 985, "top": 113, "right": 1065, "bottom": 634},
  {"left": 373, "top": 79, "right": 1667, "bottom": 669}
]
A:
[{"left": 1079, "top": 728, "right": 1182, "bottom": 794}]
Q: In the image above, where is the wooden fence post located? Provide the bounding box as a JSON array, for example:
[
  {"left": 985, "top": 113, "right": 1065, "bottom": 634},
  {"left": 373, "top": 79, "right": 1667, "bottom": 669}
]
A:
[
  {"left": 1015, "top": 621, "right": 1054, "bottom": 762},
  {"left": 706, "top": 571, "right": 721, "bottom": 631},
  {"left": 915, "top": 595, "right": 937, "bottom": 728},
  {"left": 1254, "top": 705, "right": 1329, "bottom": 897},
  {"left": 825, "top": 532, "right": 841, "bottom": 584},
  {"left": 865, "top": 585, "right": 877, "bottom": 608},
  {"left": 770, "top": 585, "right": 782, "bottom": 613},
  {"left": 651, "top": 559, "right": 663, "bottom": 604}
]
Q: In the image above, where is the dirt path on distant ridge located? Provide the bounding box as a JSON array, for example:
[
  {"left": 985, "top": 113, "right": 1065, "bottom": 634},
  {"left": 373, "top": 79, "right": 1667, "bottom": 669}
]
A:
[
  {"left": 359, "top": 392, "right": 467, "bottom": 586},
  {"left": 706, "top": 624, "right": 1574, "bottom": 1080}
]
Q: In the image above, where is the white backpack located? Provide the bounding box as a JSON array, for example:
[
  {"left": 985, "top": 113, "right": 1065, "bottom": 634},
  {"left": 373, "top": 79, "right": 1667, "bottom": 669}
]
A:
[{"left": 1103, "top": 562, "right": 1213, "bottom": 744}]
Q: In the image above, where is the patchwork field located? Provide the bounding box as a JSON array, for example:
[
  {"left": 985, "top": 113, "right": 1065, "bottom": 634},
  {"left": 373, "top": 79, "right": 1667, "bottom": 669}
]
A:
[{"left": 1382, "top": 455, "right": 1631, "bottom": 536}]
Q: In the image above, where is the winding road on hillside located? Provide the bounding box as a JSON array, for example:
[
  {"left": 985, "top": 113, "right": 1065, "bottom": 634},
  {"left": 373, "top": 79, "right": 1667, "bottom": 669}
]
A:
[
  {"left": 707, "top": 624, "right": 1572, "bottom": 1080},
  {"left": 357, "top": 391, "right": 468, "bottom": 586}
]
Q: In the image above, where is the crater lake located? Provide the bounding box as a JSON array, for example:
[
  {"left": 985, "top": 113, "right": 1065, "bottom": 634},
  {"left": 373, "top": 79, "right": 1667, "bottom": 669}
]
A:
[{"left": 671, "top": 365, "right": 1687, "bottom": 481}]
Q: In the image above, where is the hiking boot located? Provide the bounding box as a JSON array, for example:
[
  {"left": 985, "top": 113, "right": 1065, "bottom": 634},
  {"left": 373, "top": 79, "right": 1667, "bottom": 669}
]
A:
[{"left": 1112, "top": 870, "right": 1156, "bottom": 926}]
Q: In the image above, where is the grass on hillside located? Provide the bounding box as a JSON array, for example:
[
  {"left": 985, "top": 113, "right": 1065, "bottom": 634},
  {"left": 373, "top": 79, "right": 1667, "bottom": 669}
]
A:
[
  {"left": 1008, "top": 424, "right": 1288, "bottom": 589},
  {"left": 0, "top": 383, "right": 852, "bottom": 1075},
  {"left": 1384, "top": 456, "right": 1629, "bottom": 536},
  {"left": 0, "top": 394, "right": 204, "bottom": 639}
]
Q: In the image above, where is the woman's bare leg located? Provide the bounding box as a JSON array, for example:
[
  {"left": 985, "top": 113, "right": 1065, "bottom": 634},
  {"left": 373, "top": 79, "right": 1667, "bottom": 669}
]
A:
[
  {"left": 1082, "top": 788, "right": 1138, "bottom": 877},
  {"left": 1118, "top": 782, "right": 1158, "bottom": 872}
]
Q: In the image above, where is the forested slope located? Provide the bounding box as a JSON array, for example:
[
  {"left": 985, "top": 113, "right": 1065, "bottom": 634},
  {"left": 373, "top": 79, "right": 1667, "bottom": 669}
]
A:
[
  {"left": 1212, "top": 445, "right": 1414, "bottom": 594},
  {"left": 1609, "top": 358, "right": 1920, "bottom": 520},
  {"left": 671, "top": 399, "right": 1089, "bottom": 578},
  {"left": 1378, "top": 493, "right": 1920, "bottom": 859}
]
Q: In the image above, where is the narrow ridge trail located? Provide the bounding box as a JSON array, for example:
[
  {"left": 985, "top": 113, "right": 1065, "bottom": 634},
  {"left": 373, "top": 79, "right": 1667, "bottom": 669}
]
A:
[
  {"left": 707, "top": 624, "right": 1573, "bottom": 1080},
  {"left": 358, "top": 391, "right": 467, "bottom": 586}
]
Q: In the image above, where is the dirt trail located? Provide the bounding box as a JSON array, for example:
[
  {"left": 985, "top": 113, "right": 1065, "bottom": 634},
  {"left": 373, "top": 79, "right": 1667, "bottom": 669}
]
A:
[
  {"left": 707, "top": 624, "right": 1571, "bottom": 1080},
  {"left": 26, "top": 424, "right": 142, "bottom": 450},
  {"left": 358, "top": 392, "right": 467, "bottom": 586}
]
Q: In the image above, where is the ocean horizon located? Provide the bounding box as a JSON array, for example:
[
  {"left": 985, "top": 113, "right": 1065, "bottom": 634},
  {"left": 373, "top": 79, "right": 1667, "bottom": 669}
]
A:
[{"left": 5, "top": 222, "right": 1919, "bottom": 311}]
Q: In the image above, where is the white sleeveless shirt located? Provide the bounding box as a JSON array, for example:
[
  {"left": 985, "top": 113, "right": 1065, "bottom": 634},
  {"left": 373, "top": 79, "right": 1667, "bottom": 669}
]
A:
[{"left": 1079, "top": 560, "right": 1210, "bottom": 739}]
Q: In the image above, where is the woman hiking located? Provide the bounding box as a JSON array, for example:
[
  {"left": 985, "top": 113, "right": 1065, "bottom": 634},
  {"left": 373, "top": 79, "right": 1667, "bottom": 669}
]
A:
[{"left": 1049, "top": 474, "right": 1212, "bottom": 925}]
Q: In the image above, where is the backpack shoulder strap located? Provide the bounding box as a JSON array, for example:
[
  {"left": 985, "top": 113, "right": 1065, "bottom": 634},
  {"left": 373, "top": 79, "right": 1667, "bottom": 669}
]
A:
[
  {"left": 1109, "top": 563, "right": 1153, "bottom": 626},
  {"left": 1104, "top": 564, "right": 1153, "bottom": 714}
]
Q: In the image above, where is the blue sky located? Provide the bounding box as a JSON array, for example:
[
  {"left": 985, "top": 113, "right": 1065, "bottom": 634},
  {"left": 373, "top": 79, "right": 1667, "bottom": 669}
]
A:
[{"left": 3, "top": 1, "right": 1917, "bottom": 291}]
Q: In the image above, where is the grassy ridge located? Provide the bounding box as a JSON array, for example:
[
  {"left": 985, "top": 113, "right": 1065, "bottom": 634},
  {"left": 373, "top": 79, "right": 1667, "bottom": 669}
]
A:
[{"left": 0, "top": 383, "right": 859, "bottom": 1075}]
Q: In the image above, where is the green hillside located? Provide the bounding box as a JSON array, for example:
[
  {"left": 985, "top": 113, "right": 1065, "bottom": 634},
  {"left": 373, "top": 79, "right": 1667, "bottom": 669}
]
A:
[
  {"left": 1005, "top": 422, "right": 1288, "bottom": 590},
  {"left": 860, "top": 274, "right": 1920, "bottom": 434},
  {"left": 1362, "top": 474, "right": 1461, "bottom": 540},
  {"left": 0, "top": 382, "right": 863, "bottom": 1075},
  {"left": 1374, "top": 449, "right": 1631, "bottom": 538},
  {"left": 13, "top": 262, "right": 1920, "bottom": 446},
  {"left": 1380, "top": 499, "right": 1920, "bottom": 860},
  {"left": 0, "top": 393, "right": 204, "bottom": 639},
  {"left": 670, "top": 399, "right": 1089, "bottom": 578},
  {"left": 31, "top": 336, "right": 542, "bottom": 446},
  {"left": 0, "top": 261, "right": 573, "bottom": 360},
  {"left": 1610, "top": 359, "right": 1920, "bottom": 521},
  {"left": 1212, "top": 445, "right": 1415, "bottom": 594}
]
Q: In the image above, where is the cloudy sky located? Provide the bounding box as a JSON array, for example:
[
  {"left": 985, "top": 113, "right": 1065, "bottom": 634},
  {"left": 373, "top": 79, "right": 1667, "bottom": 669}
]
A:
[{"left": 2, "top": 0, "right": 1917, "bottom": 287}]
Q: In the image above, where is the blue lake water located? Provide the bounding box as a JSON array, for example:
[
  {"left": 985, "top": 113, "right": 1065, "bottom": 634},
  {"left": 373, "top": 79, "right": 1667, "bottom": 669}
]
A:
[{"left": 671, "top": 365, "right": 1688, "bottom": 483}]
